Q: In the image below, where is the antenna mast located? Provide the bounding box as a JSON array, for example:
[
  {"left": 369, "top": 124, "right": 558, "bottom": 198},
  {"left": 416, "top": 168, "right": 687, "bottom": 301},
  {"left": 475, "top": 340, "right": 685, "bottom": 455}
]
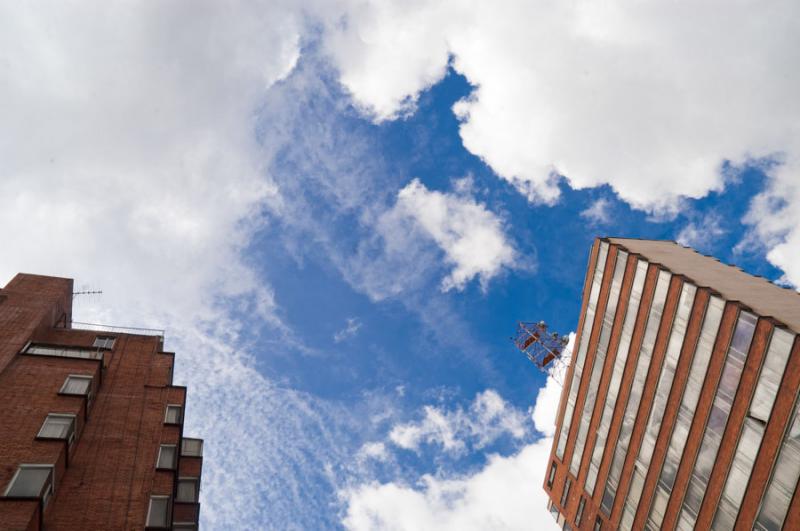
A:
[{"left": 512, "top": 321, "right": 570, "bottom": 384}]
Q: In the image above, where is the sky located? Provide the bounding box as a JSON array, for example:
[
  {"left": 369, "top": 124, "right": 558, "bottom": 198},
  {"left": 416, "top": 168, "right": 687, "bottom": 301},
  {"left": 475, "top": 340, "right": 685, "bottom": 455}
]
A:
[{"left": 1, "top": 2, "right": 798, "bottom": 529}]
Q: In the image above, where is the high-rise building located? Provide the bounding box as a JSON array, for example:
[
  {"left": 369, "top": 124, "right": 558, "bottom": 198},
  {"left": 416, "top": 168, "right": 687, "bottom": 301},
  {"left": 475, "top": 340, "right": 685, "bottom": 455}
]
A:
[
  {"left": 0, "top": 273, "right": 203, "bottom": 530},
  {"left": 545, "top": 238, "right": 800, "bottom": 530}
]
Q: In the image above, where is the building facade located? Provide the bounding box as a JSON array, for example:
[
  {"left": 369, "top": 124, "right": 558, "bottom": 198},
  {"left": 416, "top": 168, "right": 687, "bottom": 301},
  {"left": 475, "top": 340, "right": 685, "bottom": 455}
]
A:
[
  {"left": 545, "top": 238, "right": 800, "bottom": 530},
  {"left": 0, "top": 274, "right": 203, "bottom": 530}
]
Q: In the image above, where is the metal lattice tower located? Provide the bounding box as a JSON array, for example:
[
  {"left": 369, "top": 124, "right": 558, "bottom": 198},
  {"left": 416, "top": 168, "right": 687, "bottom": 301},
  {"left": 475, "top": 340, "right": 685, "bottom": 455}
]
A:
[{"left": 513, "top": 321, "right": 570, "bottom": 384}]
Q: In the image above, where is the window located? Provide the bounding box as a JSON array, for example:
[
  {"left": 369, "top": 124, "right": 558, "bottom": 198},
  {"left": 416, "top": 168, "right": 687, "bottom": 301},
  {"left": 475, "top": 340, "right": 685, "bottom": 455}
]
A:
[
  {"left": 24, "top": 344, "right": 102, "bottom": 360},
  {"left": 547, "top": 461, "right": 557, "bottom": 488},
  {"left": 594, "top": 515, "right": 603, "bottom": 531},
  {"left": 563, "top": 523, "right": 572, "bottom": 531},
  {"left": 156, "top": 445, "right": 177, "bottom": 469},
  {"left": 176, "top": 478, "right": 199, "bottom": 502},
  {"left": 38, "top": 414, "right": 76, "bottom": 444},
  {"left": 164, "top": 404, "right": 182, "bottom": 424},
  {"left": 561, "top": 478, "right": 571, "bottom": 507},
  {"left": 549, "top": 499, "right": 560, "bottom": 521},
  {"left": 181, "top": 438, "right": 203, "bottom": 457},
  {"left": 4, "top": 465, "right": 54, "bottom": 506},
  {"left": 146, "top": 495, "right": 171, "bottom": 528},
  {"left": 60, "top": 374, "right": 92, "bottom": 395},
  {"left": 576, "top": 497, "right": 586, "bottom": 526},
  {"left": 93, "top": 336, "right": 116, "bottom": 349}
]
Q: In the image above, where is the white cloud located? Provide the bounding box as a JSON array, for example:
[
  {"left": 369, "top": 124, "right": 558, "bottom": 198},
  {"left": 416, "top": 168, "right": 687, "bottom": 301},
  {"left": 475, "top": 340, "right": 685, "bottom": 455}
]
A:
[
  {"left": 740, "top": 161, "right": 800, "bottom": 289},
  {"left": 676, "top": 213, "right": 725, "bottom": 251},
  {"left": 388, "top": 390, "right": 527, "bottom": 455},
  {"left": 321, "top": 0, "right": 800, "bottom": 279},
  {"left": 0, "top": 4, "right": 365, "bottom": 528},
  {"left": 342, "top": 438, "right": 557, "bottom": 531},
  {"left": 335, "top": 317, "right": 364, "bottom": 343},
  {"left": 581, "top": 198, "right": 612, "bottom": 225},
  {"left": 388, "top": 179, "right": 517, "bottom": 291},
  {"left": 342, "top": 384, "right": 561, "bottom": 531}
]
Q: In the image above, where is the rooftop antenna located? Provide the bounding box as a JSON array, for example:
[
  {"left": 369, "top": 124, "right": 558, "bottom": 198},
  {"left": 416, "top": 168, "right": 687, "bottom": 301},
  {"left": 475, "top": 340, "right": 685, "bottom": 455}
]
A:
[
  {"left": 512, "top": 321, "right": 570, "bottom": 385},
  {"left": 72, "top": 290, "right": 103, "bottom": 297}
]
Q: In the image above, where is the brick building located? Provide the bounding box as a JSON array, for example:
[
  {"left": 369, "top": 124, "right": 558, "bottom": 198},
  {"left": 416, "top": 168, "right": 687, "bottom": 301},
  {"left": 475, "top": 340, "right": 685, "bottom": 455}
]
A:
[
  {"left": 545, "top": 238, "right": 800, "bottom": 530},
  {"left": 0, "top": 273, "right": 203, "bottom": 530}
]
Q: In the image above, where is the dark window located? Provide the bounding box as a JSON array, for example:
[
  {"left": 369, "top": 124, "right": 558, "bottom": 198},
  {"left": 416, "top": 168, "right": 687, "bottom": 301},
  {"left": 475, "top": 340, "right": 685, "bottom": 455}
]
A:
[
  {"left": 146, "top": 495, "right": 170, "bottom": 527},
  {"left": 594, "top": 515, "right": 603, "bottom": 531},
  {"left": 576, "top": 497, "right": 586, "bottom": 525},
  {"left": 548, "top": 461, "right": 557, "bottom": 488},
  {"left": 561, "top": 478, "right": 571, "bottom": 507}
]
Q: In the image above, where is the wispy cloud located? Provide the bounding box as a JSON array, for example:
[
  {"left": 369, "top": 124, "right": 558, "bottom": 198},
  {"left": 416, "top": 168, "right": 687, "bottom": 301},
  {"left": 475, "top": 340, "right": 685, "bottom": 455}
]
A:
[
  {"left": 581, "top": 198, "right": 612, "bottom": 225},
  {"left": 676, "top": 213, "right": 725, "bottom": 251},
  {"left": 335, "top": 317, "right": 363, "bottom": 343}
]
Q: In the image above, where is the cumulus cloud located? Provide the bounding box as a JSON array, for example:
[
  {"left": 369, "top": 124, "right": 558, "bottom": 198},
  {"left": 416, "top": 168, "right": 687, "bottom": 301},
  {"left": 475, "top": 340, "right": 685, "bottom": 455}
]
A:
[
  {"left": 387, "top": 179, "right": 517, "bottom": 291},
  {"left": 341, "top": 382, "right": 562, "bottom": 530},
  {"left": 321, "top": 0, "right": 800, "bottom": 280},
  {"left": 342, "top": 438, "right": 556, "bottom": 531}
]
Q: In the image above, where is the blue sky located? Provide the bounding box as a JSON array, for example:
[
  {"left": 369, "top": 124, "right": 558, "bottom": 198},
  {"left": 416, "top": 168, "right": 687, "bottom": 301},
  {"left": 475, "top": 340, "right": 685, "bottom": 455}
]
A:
[{"left": 1, "top": 2, "right": 798, "bottom": 530}]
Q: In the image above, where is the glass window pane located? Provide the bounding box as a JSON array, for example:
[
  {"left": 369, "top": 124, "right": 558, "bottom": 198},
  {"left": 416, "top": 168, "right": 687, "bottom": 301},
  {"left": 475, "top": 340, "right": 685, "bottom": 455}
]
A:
[
  {"left": 147, "top": 496, "right": 170, "bottom": 526},
  {"left": 165, "top": 405, "right": 182, "bottom": 424},
  {"left": 62, "top": 375, "right": 91, "bottom": 395},
  {"left": 5, "top": 467, "right": 51, "bottom": 497},
  {"left": 38, "top": 415, "right": 74, "bottom": 439},
  {"left": 177, "top": 479, "right": 197, "bottom": 502},
  {"left": 157, "top": 445, "right": 176, "bottom": 469},
  {"left": 182, "top": 438, "right": 203, "bottom": 457}
]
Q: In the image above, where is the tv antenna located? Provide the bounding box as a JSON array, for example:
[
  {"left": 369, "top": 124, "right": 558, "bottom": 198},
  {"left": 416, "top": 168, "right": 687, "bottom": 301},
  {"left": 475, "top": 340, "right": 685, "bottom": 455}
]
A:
[
  {"left": 512, "top": 321, "right": 570, "bottom": 385},
  {"left": 72, "top": 290, "right": 103, "bottom": 297}
]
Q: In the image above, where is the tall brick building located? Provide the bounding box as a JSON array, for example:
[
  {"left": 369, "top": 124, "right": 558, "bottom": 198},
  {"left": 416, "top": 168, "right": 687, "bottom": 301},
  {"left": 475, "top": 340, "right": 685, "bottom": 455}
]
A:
[
  {"left": 0, "top": 274, "right": 203, "bottom": 530},
  {"left": 545, "top": 238, "right": 800, "bottom": 530}
]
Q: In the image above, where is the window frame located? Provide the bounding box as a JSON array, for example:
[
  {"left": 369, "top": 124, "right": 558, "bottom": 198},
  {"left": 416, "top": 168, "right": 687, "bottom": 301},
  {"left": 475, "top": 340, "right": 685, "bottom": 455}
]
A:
[
  {"left": 59, "top": 374, "right": 93, "bottom": 396},
  {"left": 3, "top": 464, "right": 55, "bottom": 507},
  {"left": 176, "top": 477, "right": 199, "bottom": 503},
  {"left": 93, "top": 336, "right": 116, "bottom": 349},
  {"left": 561, "top": 477, "right": 571, "bottom": 508},
  {"left": 547, "top": 461, "right": 557, "bottom": 488},
  {"left": 37, "top": 413, "right": 77, "bottom": 445},
  {"left": 146, "top": 494, "right": 172, "bottom": 529},
  {"left": 156, "top": 444, "right": 177, "bottom": 470},
  {"left": 181, "top": 438, "right": 203, "bottom": 458},
  {"left": 164, "top": 404, "right": 183, "bottom": 425},
  {"left": 576, "top": 497, "right": 586, "bottom": 526}
]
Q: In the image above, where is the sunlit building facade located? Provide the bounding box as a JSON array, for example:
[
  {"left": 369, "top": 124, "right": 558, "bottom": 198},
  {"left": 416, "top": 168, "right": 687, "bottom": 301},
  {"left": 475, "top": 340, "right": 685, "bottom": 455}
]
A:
[{"left": 544, "top": 238, "right": 800, "bottom": 530}]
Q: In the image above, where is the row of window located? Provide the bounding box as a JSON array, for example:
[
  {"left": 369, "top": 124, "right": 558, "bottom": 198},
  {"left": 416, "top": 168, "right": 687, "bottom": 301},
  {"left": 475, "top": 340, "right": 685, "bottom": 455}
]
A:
[
  {"left": 556, "top": 248, "right": 800, "bottom": 529},
  {"left": 556, "top": 242, "right": 610, "bottom": 459}
]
